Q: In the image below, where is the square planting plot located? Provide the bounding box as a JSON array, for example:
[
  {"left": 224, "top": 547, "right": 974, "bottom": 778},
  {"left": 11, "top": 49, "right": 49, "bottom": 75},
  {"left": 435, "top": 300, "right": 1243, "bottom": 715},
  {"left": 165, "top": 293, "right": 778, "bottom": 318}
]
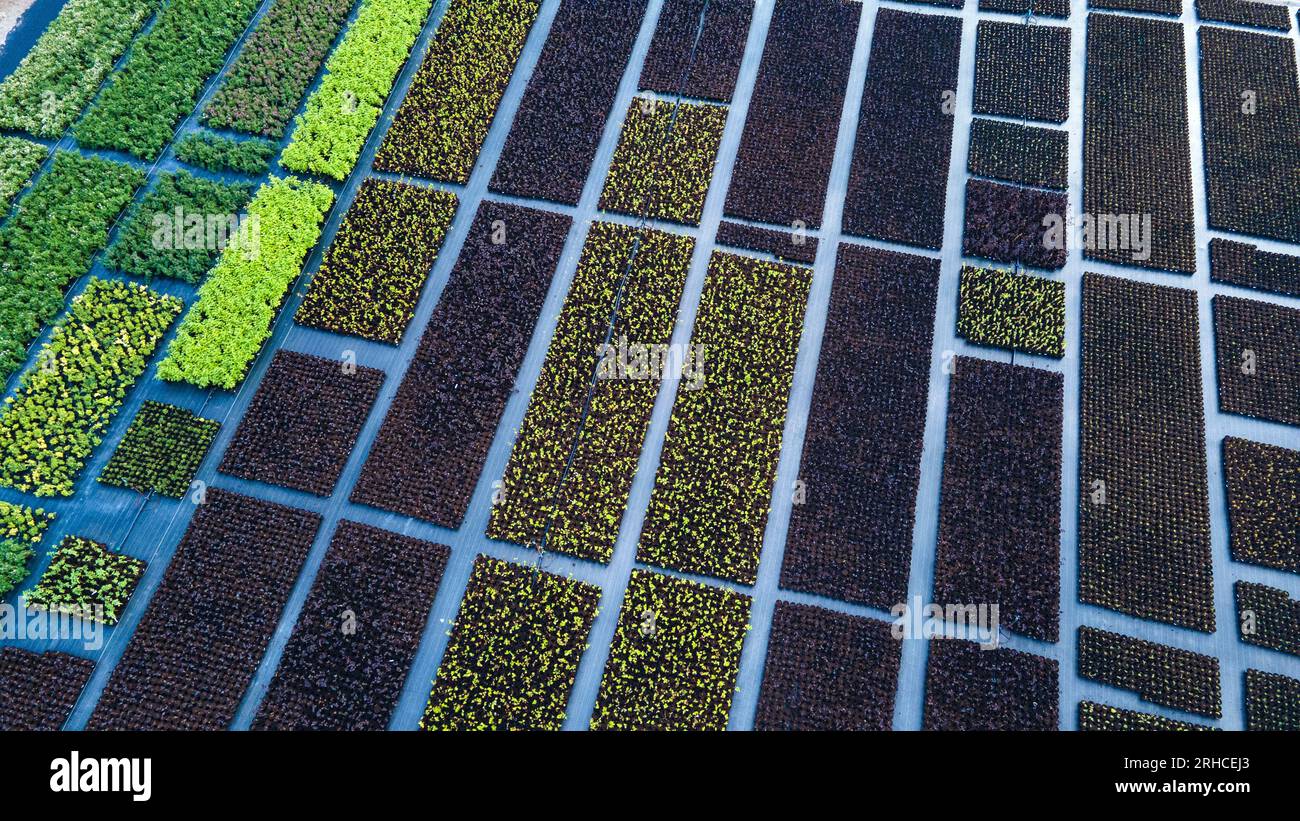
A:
[
  {"left": 973, "top": 21, "right": 1070, "bottom": 124},
  {"left": 1210, "top": 238, "right": 1300, "bottom": 298},
  {"left": 25, "top": 536, "right": 145, "bottom": 625},
  {"left": 1213, "top": 295, "right": 1300, "bottom": 427},
  {"left": 1245, "top": 669, "right": 1300, "bottom": 731},
  {"left": 1078, "top": 627, "right": 1222, "bottom": 718},
  {"left": 422, "top": 556, "right": 599, "bottom": 731},
  {"left": 1236, "top": 581, "right": 1300, "bottom": 658},
  {"left": 980, "top": 0, "right": 1070, "bottom": 16},
  {"left": 373, "top": 0, "right": 543, "bottom": 182},
  {"left": 1199, "top": 27, "right": 1300, "bottom": 244},
  {"left": 88, "top": 490, "right": 322, "bottom": 730},
  {"left": 295, "top": 179, "right": 459, "bottom": 344},
  {"left": 968, "top": 118, "right": 1068, "bottom": 191},
  {"left": 1223, "top": 437, "right": 1299, "bottom": 574},
  {"left": 638, "top": 252, "right": 810, "bottom": 584},
  {"left": 489, "top": 223, "right": 692, "bottom": 563},
  {"left": 640, "top": 0, "right": 753, "bottom": 102},
  {"left": 1196, "top": 0, "right": 1292, "bottom": 30},
  {"left": 0, "top": 648, "right": 94, "bottom": 731},
  {"left": 254, "top": 521, "right": 451, "bottom": 731},
  {"left": 352, "top": 203, "right": 570, "bottom": 529},
  {"left": 1079, "top": 274, "right": 1214, "bottom": 632},
  {"left": 1078, "top": 701, "right": 1215, "bottom": 732},
  {"left": 957, "top": 266, "right": 1066, "bottom": 357},
  {"left": 491, "top": 0, "right": 648, "bottom": 204},
  {"left": 934, "top": 358, "right": 1064, "bottom": 642},
  {"left": 782, "top": 246, "right": 938, "bottom": 608},
  {"left": 843, "top": 8, "right": 961, "bottom": 250},
  {"left": 725, "top": 0, "right": 859, "bottom": 229},
  {"left": 599, "top": 98, "right": 727, "bottom": 225},
  {"left": 1084, "top": 13, "right": 1195, "bottom": 273},
  {"left": 1090, "top": 0, "right": 1182, "bottom": 13},
  {"left": 219, "top": 350, "right": 385, "bottom": 497},
  {"left": 963, "top": 179, "right": 1067, "bottom": 270},
  {"left": 98, "top": 401, "right": 221, "bottom": 498},
  {"left": 754, "top": 603, "right": 902, "bottom": 731},
  {"left": 924, "top": 640, "right": 1059, "bottom": 731},
  {"left": 591, "top": 570, "right": 750, "bottom": 731},
  {"left": 715, "top": 221, "right": 817, "bottom": 265}
]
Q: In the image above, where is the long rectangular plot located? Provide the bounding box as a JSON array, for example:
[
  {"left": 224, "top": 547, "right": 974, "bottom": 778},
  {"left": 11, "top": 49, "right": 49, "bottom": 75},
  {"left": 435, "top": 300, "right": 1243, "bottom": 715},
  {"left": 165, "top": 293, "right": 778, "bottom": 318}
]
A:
[
  {"left": 638, "top": 251, "right": 810, "bottom": 584},
  {"left": 0, "top": 648, "right": 94, "bottom": 731},
  {"left": 1199, "top": 26, "right": 1300, "bottom": 244},
  {"left": 781, "top": 245, "right": 938, "bottom": 608},
  {"left": 1079, "top": 273, "right": 1214, "bottom": 631},
  {"left": 715, "top": 221, "right": 818, "bottom": 265},
  {"left": 933, "top": 358, "right": 1063, "bottom": 643},
  {"left": 351, "top": 203, "right": 570, "bottom": 529},
  {"left": 1090, "top": 0, "right": 1182, "bottom": 14},
  {"left": 489, "top": 223, "right": 693, "bottom": 563},
  {"left": 1197, "top": 0, "right": 1292, "bottom": 31},
  {"left": 1084, "top": 13, "right": 1196, "bottom": 273},
  {"left": 639, "top": 0, "right": 752, "bottom": 102},
  {"left": 724, "top": 0, "right": 859, "bottom": 229},
  {"left": 842, "top": 8, "right": 960, "bottom": 250},
  {"left": 88, "top": 490, "right": 322, "bottom": 730},
  {"left": 1078, "top": 627, "right": 1222, "bottom": 718},
  {"left": 1079, "top": 701, "right": 1215, "bottom": 731},
  {"left": 1210, "top": 238, "right": 1300, "bottom": 298},
  {"left": 490, "top": 0, "right": 647, "bottom": 204},
  {"left": 253, "top": 521, "right": 451, "bottom": 731},
  {"left": 1213, "top": 295, "right": 1300, "bottom": 426}
]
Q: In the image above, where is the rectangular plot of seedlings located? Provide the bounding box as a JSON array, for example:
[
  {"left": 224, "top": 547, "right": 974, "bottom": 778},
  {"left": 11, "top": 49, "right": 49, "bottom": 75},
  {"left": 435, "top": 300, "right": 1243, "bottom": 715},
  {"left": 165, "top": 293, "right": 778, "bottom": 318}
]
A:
[
  {"left": 599, "top": 98, "right": 727, "bottom": 225},
  {"left": 254, "top": 521, "right": 451, "bottom": 731},
  {"left": 219, "top": 350, "right": 385, "bottom": 497},
  {"left": 968, "top": 118, "right": 1068, "bottom": 191},
  {"left": 924, "top": 640, "right": 1059, "bottom": 731},
  {"left": 957, "top": 266, "right": 1066, "bottom": 357},
  {"left": 1210, "top": 239, "right": 1300, "bottom": 298},
  {"left": 0, "top": 648, "right": 94, "bottom": 731},
  {"left": 98, "top": 401, "right": 220, "bottom": 498},
  {"left": 591, "top": 570, "right": 750, "bottom": 731},
  {"left": 1078, "top": 701, "right": 1215, "bottom": 732},
  {"left": 1236, "top": 581, "right": 1300, "bottom": 658},
  {"left": 974, "top": 21, "right": 1070, "bottom": 124},
  {"left": 724, "top": 0, "right": 859, "bottom": 229},
  {"left": 351, "top": 203, "right": 570, "bottom": 529},
  {"left": 715, "top": 221, "right": 818, "bottom": 265},
  {"left": 782, "top": 246, "right": 938, "bottom": 608},
  {"left": 1223, "top": 437, "right": 1299, "bottom": 574},
  {"left": 1245, "top": 669, "right": 1300, "bottom": 731},
  {"left": 638, "top": 251, "right": 810, "bottom": 584},
  {"left": 755, "top": 603, "right": 901, "bottom": 731},
  {"left": 1079, "top": 274, "right": 1214, "bottom": 631},
  {"left": 980, "top": 0, "right": 1070, "bottom": 17},
  {"left": 933, "top": 358, "right": 1063, "bottom": 643},
  {"left": 963, "top": 179, "right": 1068, "bottom": 270},
  {"left": 489, "top": 223, "right": 692, "bottom": 563},
  {"left": 1200, "top": 27, "right": 1300, "bottom": 244},
  {"left": 1079, "top": 627, "right": 1222, "bottom": 718},
  {"left": 422, "top": 556, "right": 599, "bottom": 731},
  {"left": 490, "top": 0, "right": 648, "bottom": 204},
  {"left": 1084, "top": 13, "right": 1196, "bottom": 272},
  {"left": 1196, "top": 0, "right": 1292, "bottom": 30},
  {"left": 295, "top": 179, "right": 458, "bottom": 344},
  {"left": 1090, "top": 0, "right": 1182, "bottom": 14},
  {"left": 640, "top": 0, "right": 753, "bottom": 102},
  {"left": 25, "top": 535, "right": 145, "bottom": 625},
  {"left": 1213, "top": 295, "right": 1300, "bottom": 426},
  {"left": 843, "top": 8, "right": 960, "bottom": 250},
  {"left": 88, "top": 490, "right": 322, "bottom": 730}
]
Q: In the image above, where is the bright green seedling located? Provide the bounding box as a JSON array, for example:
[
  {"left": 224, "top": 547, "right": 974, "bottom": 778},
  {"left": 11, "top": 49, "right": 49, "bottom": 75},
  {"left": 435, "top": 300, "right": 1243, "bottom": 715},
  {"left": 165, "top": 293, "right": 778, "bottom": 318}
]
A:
[{"left": 25, "top": 536, "right": 146, "bottom": 625}]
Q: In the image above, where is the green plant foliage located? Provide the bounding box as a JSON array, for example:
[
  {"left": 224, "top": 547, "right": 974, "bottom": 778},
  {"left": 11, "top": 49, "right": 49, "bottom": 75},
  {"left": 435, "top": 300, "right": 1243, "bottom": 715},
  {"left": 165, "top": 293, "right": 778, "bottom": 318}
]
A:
[
  {"left": 637, "top": 252, "right": 810, "bottom": 584},
  {"left": 24, "top": 535, "right": 146, "bottom": 625},
  {"left": 956, "top": 265, "right": 1065, "bottom": 358},
  {"left": 598, "top": 98, "right": 727, "bottom": 225},
  {"left": 0, "top": 279, "right": 183, "bottom": 496},
  {"left": 0, "top": 500, "right": 54, "bottom": 543},
  {"left": 73, "top": 0, "right": 261, "bottom": 159},
  {"left": 0, "top": 539, "right": 34, "bottom": 598},
  {"left": 0, "top": 0, "right": 160, "bottom": 138},
  {"left": 422, "top": 556, "right": 600, "bottom": 731},
  {"left": 0, "top": 137, "right": 49, "bottom": 211},
  {"left": 591, "top": 569, "right": 750, "bottom": 731},
  {"left": 173, "top": 131, "right": 277, "bottom": 176},
  {"left": 373, "top": 0, "right": 541, "bottom": 182},
  {"left": 99, "top": 401, "right": 220, "bottom": 497},
  {"left": 280, "top": 0, "right": 433, "bottom": 181},
  {"left": 488, "top": 222, "right": 692, "bottom": 562},
  {"left": 295, "top": 179, "right": 457, "bottom": 343},
  {"left": 0, "top": 151, "right": 145, "bottom": 383},
  {"left": 157, "top": 176, "right": 334, "bottom": 390},
  {"left": 104, "top": 170, "right": 254, "bottom": 283}
]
